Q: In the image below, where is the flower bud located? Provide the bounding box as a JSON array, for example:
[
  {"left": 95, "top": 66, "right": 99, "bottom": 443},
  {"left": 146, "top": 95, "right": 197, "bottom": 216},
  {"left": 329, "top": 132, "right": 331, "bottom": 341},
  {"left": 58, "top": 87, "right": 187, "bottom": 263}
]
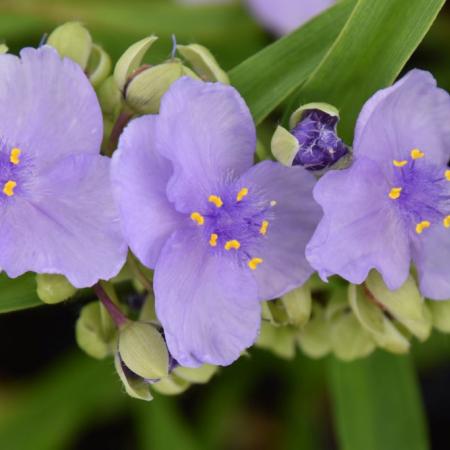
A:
[
  {"left": 86, "top": 44, "right": 112, "bottom": 87},
  {"left": 118, "top": 321, "right": 169, "bottom": 380},
  {"left": 97, "top": 76, "right": 123, "bottom": 119},
  {"left": 113, "top": 36, "right": 158, "bottom": 91},
  {"left": 151, "top": 374, "right": 190, "bottom": 396},
  {"left": 0, "top": 44, "right": 8, "bottom": 55},
  {"left": 124, "top": 61, "right": 184, "bottom": 114},
  {"left": 76, "top": 301, "right": 116, "bottom": 359},
  {"left": 272, "top": 103, "right": 350, "bottom": 171},
  {"left": 36, "top": 273, "right": 76, "bottom": 304},
  {"left": 280, "top": 285, "right": 312, "bottom": 327},
  {"left": 47, "top": 22, "right": 92, "bottom": 70},
  {"left": 173, "top": 364, "right": 217, "bottom": 384},
  {"left": 365, "top": 271, "right": 432, "bottom": 341},
  {"left": 257, "top": 321, "right": 297, "bottom": 359},
  {"left": 428, "top": 299, "right": 450, "bottom": 333},
  {"left": 177, "top": 43, "right": 229, "bottom": 84}
]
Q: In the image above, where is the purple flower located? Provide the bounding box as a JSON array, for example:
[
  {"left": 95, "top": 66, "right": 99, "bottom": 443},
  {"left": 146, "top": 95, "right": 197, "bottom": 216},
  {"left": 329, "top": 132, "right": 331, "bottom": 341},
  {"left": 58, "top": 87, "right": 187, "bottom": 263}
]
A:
[
  {"left": 112, "top": 77, "right": 321, "bottom": 366},
  {"left": 291, "top": 109, "right": 349, "bottom": 171},
  {"left": 306, "top": 70, "right": 450, "bottom": 300},
  {"left": 246, "top": 0, "right": 335, "bottom": 36},
  {"left": 0, "top": 47, "right": 126, "bottom": 287}
]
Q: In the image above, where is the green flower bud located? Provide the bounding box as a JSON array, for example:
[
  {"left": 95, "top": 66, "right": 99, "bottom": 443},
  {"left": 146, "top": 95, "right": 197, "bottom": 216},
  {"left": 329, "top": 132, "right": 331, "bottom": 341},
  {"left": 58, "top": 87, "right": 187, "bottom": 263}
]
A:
[
  {"left": 113, "top": 35, "right": 158, "bottom": 91},
  {"left": 139, "top": 294, "right": 158, "bottom": 323},
  {"left": 125, "top": 61, "right": 184, "bottom": 114},
  {"left": 97, "top": 76, "right": 123, "bottom": 120},
  {"left": 349, "top": 284, "right": 410, "bottom": 354},
  {"left": 177, "top": 43, "right": 229, "bottom": 84},
  {"left": 365, "top": 271, "right": 432, "bottom": 341},
  {"left": 297, "top": 304, "right": 331, "bottom": 359},
  {"left": 151, "top": 374, "right": 190, "bottom": 396},
  {"left": 86, "top": 44, "right": 112, "bottom": 88},
  {"left": 118, "top": 321, "right": 169, "bottom": 380},
  {"left": 280, "top": 285, "right": 312, "bottom": 327},
  {"left": 257, "top": 321, "right": 297, "bottom": 359},
  {"left": 0, "top": 44, "right": 8, "bottom": 55},
  {"left": 428, "top": 299, "right": 450, "bottom": 333},
  {"left": 76, "top": 301, "right": 116, "bottom": 359},
  {"left": 47, "top": 22, "right": 92, "bottom": 70},
  {"left": 114, "top": 353, "right": 153, "bottom": 401},
  {"left": 36, "top": 273, "right": 76, "bottom": 304},
  {"left": 173, "top": 364, "right": 217, "bottom": 384},
  {"left": 271, "top": 125, "right": 300, "bottom": 166}
]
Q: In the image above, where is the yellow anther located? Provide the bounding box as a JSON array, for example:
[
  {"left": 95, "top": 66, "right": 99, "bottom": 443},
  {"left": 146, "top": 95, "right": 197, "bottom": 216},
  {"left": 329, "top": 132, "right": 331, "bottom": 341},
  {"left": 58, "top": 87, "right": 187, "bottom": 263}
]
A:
[
  {"left": 208, "top": 195, "right": 223, "bottom": 208},
  {"left": 209, "top": 233, "right": 218, "bottom": 247},
  {"left": 236, "top": 187, "right": 249, "bottom": 202},
  {"left": 411, "top": 148, "right": 425, "bottom": 160},
  {"left": 3, "top": 180, "right": 16, "bottom": 197},
  {"left": 393, "top": 160, "right": 408, "bottom": 168},
  {"left": 259, "top": 220, "right": 269, "bottom": 236},
  {"left": 416, "top": 220, "right": 431, "bottom": 235},
  {"left": 224, "top": 240, "right": 241, "bottom": 251},
  {"left": 270, "top": 200, "right": 277, "bottom": 207},
  {"left": 443, "top": 216, "right": 450, "bottom": 228},
  {"left": 445, "top": 170, "right": 450, "bottom": 181},
  {"left": 10, "top": 147, "right": 21, "bottom": 165},
  {"left": 248, "top": 257, "right": 263, "bottom": 270},
  {"left": 388, "top": 187, "right": 402, "bottom": 200},
  {"left": 190, "top": 212, "right": 204, "bottom": 225}
]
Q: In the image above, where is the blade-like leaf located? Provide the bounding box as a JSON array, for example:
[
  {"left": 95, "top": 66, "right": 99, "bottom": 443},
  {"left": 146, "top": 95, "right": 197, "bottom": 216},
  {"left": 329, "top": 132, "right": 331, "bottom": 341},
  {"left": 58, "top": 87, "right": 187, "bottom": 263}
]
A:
[
  {"left": 328, "top": 351, "right": 429, "bottom": 450},
  {"left": 0, "top": 273, "right": 41, "bottom": 313}
]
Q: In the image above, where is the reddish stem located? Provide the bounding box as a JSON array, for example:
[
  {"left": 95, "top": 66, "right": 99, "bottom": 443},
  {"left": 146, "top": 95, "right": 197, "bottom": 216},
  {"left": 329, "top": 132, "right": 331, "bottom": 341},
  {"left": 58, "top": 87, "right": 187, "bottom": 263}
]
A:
[{"left": 93, "top": 283, "right": 128, "bottom": 328}]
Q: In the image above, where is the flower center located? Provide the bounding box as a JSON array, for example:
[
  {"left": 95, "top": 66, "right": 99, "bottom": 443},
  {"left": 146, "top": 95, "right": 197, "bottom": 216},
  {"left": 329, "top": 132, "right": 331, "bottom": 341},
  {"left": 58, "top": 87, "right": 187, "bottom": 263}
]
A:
[
  {"left": 189, "top": 185, "right": 276, "bottom": 270},
  {"left": 387, "top": 148, "right": 450, "bottom": 234},
  {"left": 0, "top": 145, "right": 24, "bottom": 199}
]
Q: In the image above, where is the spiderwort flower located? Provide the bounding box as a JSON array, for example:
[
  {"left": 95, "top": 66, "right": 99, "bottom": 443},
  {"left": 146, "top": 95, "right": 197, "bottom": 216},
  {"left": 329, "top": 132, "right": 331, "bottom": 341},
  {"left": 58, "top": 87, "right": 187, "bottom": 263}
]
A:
[
  {"left": 306, "top": 70, "right": 450, "bottom": 300},
  {"left": 0, "top": 46, "right": 126, "bottom": 287},
  {"left": 112, "top": 77, "right": 321, "bottom": 366}
]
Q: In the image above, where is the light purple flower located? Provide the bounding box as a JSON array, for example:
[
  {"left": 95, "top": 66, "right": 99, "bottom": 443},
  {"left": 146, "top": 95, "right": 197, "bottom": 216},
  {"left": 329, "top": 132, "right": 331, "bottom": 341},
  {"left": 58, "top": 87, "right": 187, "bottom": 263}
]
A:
[
  {"left": 246, "top": 0, "right": 335, "bottom": 35},
  {"left": 306, "top": 70, "right": 450, "bottom": 300},
  {"left": 0, "top": 46, "right": 126, "bottom": 287},
  {"left": 112, "top": 77, "right": 320, "bottom": 367}
]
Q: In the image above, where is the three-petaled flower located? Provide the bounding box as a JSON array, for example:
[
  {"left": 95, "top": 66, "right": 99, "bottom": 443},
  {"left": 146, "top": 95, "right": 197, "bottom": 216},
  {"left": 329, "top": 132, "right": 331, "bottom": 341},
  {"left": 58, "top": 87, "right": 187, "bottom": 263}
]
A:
[
  {"left": 307, "top": 70, "right": 450, "bottom": 300},
  {"left": 112, "top": 77, "right": 321, "bottom": 366}
]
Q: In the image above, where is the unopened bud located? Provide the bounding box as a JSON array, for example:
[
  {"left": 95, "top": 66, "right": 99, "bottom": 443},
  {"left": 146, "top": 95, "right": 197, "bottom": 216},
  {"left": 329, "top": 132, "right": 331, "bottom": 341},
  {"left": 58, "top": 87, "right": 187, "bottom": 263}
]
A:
[
  {"left": 0, "top": 44, "right": 8, "bottom": 54},
  {"left": 36, "top": 273, "right": 76, "bottom": 304},
  {"left": 86, "top": 44, "right": 111, "bottom": 87},
  {"left": 428, "top": 299, "right": 450, "bottom": 333},
  {"left": 257, "top": 321, "right": 297, "bottom": 359}
]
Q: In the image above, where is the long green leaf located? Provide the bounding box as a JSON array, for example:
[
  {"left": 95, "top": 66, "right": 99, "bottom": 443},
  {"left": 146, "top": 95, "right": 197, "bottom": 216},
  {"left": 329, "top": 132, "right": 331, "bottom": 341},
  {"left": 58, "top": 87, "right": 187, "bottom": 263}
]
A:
[
  {"left": 0, "top": 273, "right": 41, "bottom": 313},
  {"left": 291, "top": 0, "right": 445, "bottom": 140},
  {"left": 328, "top": 352, "right": 429, "bottom": 450},
  {"left": 229, "top": 0, "right": 357, "bottom": 124}
]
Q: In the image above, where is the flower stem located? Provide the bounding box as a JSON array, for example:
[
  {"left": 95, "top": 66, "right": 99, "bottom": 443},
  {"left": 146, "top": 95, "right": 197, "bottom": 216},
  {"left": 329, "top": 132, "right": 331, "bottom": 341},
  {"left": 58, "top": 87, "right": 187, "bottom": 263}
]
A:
[
  {"left": 93, "top": 282, "right": 128, "bottom": 328},
  {"left": 107, "top": 109, "right": 133, "bottom": 156}
]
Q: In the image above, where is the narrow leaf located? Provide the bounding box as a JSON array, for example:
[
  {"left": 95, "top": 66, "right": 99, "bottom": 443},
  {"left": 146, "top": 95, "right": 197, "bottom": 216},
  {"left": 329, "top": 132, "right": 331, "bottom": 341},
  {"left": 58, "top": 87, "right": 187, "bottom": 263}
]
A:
[{"left": 0, "top": 273, "right": 41, "bottom": 313}]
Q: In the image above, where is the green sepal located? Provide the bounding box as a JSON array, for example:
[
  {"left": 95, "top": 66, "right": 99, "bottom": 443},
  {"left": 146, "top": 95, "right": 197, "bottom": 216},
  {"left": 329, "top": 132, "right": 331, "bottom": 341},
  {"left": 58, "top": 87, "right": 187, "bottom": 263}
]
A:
[
  {"left": 75, "top": 301, "right": 116, "bottom": 359},
  {"left": 174, "top": 364, "right": 217, "bottom": 384},
  {"left": 86, "top": 44, "right": 112, "bottom": 87},
  {"left": 47, "top": 22, "right": 92, "bottom": 69},
  {"left": 428, "top": 299, "right": 450, "bottom": 333},
  {"left": 36, "top": 273, "right": 76, "bottom": 304},
  {"left": 113, "top": 35, "right": 158, "bottom": 91},
  {"left": 280, "top": 285, "right": 312, "bottom": 327},
  {"left": 177, "top": 43, "right": 229, "bottom": 84},
  {"left": 114, "top": 353, "right": 153, "bottom": 401},
  {"left": 97, "top": 76, "right": 123, "bottom": 119},
  {"left": 257, "top": 321, "right": 297, "bottom": 359},
  {"left": 118, "top": 321, "right": 169, "bottom": 379},
  {"left": 151, "top": 375, "right": 190, "bottom": 396},
  {"left": 271, "top": 125, "right": 299, "bottom": 166},
  {"left": 289, "top": 102, "right": 339, "bottom": 129}
]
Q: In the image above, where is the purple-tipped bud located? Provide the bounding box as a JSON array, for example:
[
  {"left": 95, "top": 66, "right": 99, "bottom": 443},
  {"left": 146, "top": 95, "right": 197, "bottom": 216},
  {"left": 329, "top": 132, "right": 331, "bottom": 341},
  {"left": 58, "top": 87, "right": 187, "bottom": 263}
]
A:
[{"left": 291, "top": 109, "right": 349, "bottom": 171}]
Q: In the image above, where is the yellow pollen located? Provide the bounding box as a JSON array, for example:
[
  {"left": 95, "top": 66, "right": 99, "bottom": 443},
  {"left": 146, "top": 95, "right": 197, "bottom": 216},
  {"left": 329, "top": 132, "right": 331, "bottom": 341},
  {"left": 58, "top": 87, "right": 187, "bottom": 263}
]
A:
[
  {"left": 236, "top": 187, "right": 249, "bottom": 202},
  {"left": 411, "top": 148, "right": 425, "bottom": 160},
  {"left": 208, "top": 195, "right": 223, "bottom": 208},
  {"left": 270, "top": 200, "right": 277, "bottom": 207},
  {"left": 3, "top": 180, "right": 16, "bottom": 197},
  {"left": 393, "top": 160, "right": 408, "bottom": 167},
  {"left": 209, "top": 233, "right": 218, "bottom": 247},
  {"left": 10, "top": 147, "right": 21, "bottom": 165},
  {"left": 224, "top": 240, "right": 240, "bottom": 251},
  {"left": 259, "top": 220, "right": 269, "bottom": 235},
  {"left": 248, "top": 257, "right": 263, "bottom": 270},
  {"left": 443, "top": 216, "right": 450, "bottom": 228},
  {"left": 388, "top": 187, "right": 402, "bottom": 200},
  {"left": 445, "top": 170, "right": 450, "bottom": 181},
  {"left": 416, "top": 220, "right": 431, "bottom": 235},
  {"left": 190, "top": 212, "right": 204, "bottom": 225}
]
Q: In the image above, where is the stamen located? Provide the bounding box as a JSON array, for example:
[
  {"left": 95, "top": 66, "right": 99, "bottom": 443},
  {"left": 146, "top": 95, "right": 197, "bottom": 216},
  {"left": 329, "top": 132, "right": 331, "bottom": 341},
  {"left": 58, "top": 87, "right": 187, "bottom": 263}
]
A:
[
  {"left": 445, "top": 170, "right": 450, "bottom": 181},
  {"left": 236, "top": 187, "right": 249, "bottom": 202},
  {"left": 270, "top": 200, "right": 277, "bottom": 207},
  {"left": 10, "top": 148, "right": 21, "bottom": 165},
  {"left": 209, "top": 233, "right": 218, "bottom": 247},
  {"left": 443, "top": 216, "right": 450, "bottom": 229},
  {"left": 259, "top": 220, "right": 269, "bottom": 235},
  {"left": 224, "top": 240, "right": 240, "bottom": 251},
  {"left": 411, "top": 148, "right": 425, "bottom": 160},
  {"left": 415, "top": 220, "right": 431, "bottom": 234},
  {"left": 388, "top": 187, "right": 402, "bottom": 200},
  {"left": 393, "top": 160, "right": 408, "bottom": 167},
  {"left": 3, "top": 180, "right": 17, "bottom": 197},
  {"left": 208, "top": 195, "right": 223, "bottom": 208},
  {"left": 248, "top": 257, "right": 263, "bottom": 270},
  {"left": 190, "top": 212, "right": 204, "bottom": 225}
]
